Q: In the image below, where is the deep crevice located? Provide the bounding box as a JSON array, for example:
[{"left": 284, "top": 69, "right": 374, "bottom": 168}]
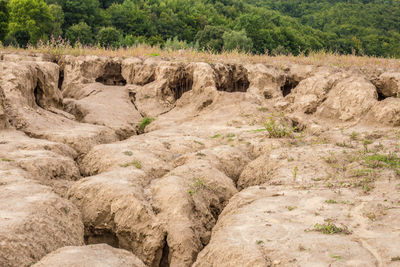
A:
[
  {"left": 34, "top": 82, "right": 45, "bottom": 108},
  {"left": 58, "top": 69, "right": 64, "bottom": 90},
  {"left": 84, "top": 227, "right": 119, "bottom": 248},
  {"left": 96, "top": 62, "right": 127, "bottom": 86},
  {"left": 167, "top": 67, "right": 193, "bottom": 100},
  {"left": 377, "top": 90, "right": 387, "bottom": 101},
  {"left": 129, "top": 91, "right": 145, "bottom": 117},
  {"left": 281, "top": 78, "right": 299, "bottom": 97},
  {"left": 213, "top": 64, "right": 250, "bottom": 92},
  {"left": 159, "top": 236, "right": 170, "bottom": 267}
]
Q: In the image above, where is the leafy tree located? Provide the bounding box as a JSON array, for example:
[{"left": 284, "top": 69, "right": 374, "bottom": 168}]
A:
[
  {"left": 48, "top": 4, "right": 64, "bottom": 38},
  {"left": 0, "top": 0, "right": 8, "bottom": 42},
  {"left": 97, "top": 26, "right": 121, "bottom": 47},
  {"left": 223, "top": 30, "right": 253, "bottom": 52},
  {"left": 147, "top": 35, "right": 164, "bottom": 47},
  {"left": 107, "top": 1, "right": 155, "bottom": 37},
  {"left": 14, "top": 29, "right": 30, "bottom": 47},
  {"left": 7, "top": 0, "right": 54, "bottom": 44},
  {"left": 65, "top": 22, "right": 93, "bottom": 45},
  {"left": 195, "top": 25, "right": 226, "bottom": 52},
  {"left": 59, "top": 0, "right": 100, "bottom": 30},
  {"left": 98, "top": 0, "right": 123, "bottom": 9}
]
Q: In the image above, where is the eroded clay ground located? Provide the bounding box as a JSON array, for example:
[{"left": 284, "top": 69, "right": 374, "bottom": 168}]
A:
[{"left": 0, "top": 52, "right": 399, "bottom": 267}]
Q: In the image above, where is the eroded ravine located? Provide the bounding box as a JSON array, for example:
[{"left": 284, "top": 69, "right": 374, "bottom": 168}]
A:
[{"left": 0, "top": 52, "right": 399, "bottom": 267}]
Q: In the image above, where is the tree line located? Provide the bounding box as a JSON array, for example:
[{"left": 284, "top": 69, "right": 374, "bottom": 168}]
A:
[{"left": 0, "top": 0, "right": 399, "bottom": 57}]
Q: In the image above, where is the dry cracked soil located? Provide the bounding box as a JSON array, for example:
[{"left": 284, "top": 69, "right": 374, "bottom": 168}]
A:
[{"left": 0, "top": 52, "right": 400, "bottom": 267}]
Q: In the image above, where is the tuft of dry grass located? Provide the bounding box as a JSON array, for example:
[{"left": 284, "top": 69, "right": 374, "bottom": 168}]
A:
[{"left": 1, "top": 38, "right": 400, "bottom": 72}]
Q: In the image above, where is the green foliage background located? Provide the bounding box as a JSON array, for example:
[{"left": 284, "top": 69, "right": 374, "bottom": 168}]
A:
[{"left": 1, "top": 0, "right": 400, "bottom": 57}]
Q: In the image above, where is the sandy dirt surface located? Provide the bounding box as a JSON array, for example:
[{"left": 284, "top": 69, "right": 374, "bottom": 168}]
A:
[{"left": 0, "top": 52, "right": 399, "bottom": 266}]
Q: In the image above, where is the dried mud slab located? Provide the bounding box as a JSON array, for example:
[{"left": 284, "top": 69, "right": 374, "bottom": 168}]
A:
[
  {"left": 33, "top": 244, "right": 145, "bottom": 267},
  {"left": 194, "top": 185, "right": 400, "bottom": 266},
  {"left": 1, "top": 52, "right": 400, "bottom": 266},
  {"left": 0, "top": 164, "right": 84, "bottom": 267},
  {"left": 0, "top": 60, "right": 118, "bottom": 154}
]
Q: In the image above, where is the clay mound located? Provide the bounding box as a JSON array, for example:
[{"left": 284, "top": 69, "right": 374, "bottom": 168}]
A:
[
  {"left": 32, "top": 244, "right": 145, "bottom": 267},
  {"left": 68, "top": 170, "right": 165, "bottom": 267},
  {"left": 0, "top": 164, "right": 84, "bottom": 267},
  {"left": 0, "top": 130, "right": 80, "bottom": 196},
  {"left": 194, "top": 185, "right": 400, "bottom": 266},
  {"left": 0, "top": 60, "right": 118, "bottom": 154},
  {"left": 1, "top": 52, "right": 400, "bottom": 266},
  {"left": 63, "top": 83, "right": 142, "bottom": 139}
]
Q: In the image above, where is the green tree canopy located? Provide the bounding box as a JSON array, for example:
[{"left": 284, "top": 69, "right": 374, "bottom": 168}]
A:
[
  {"left": 97, "top": 26, "right": 121, "bottom": 47},
  {"left": 65, "top": 22, "right": 93, "bottom": 45},
  {"left": 223, "top": 30, "right": 253, "bottom": 52},
  {"left": 59, "top": 0, "right": 100, "bottom": 30},
  {"left": 195, "top": 25, "right": 226, "bottom": 52},
  {"left": 48, "top": 4, "right": 64, "bottom": 38},
  {"left": 7, "top": 0, "right": 53, "bottom": 44},
  {"left": 0, "top": 0, "right": 8, "bottom": 42}
]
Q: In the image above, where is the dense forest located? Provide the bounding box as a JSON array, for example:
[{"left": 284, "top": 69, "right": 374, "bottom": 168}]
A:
[{"left": 0, "top": 0, "right": 400, "bottom": 57}]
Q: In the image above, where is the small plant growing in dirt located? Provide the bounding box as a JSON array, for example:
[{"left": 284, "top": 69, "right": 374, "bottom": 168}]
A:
[
  {"left": 323, "top": 153, "right": 338, "bottom": 164},
  {"left": 120, "top": 160, "right": 142, "bottom": 169},
  {"left": 255, "top": 240, "right": 264, "bottom": 245},
  {"left": 264, "top": 118, "right": 293, "bottom": 138},
  {"left": 211, "top": 134, "right": 221, "bottom": 138},
  {"left": 309, "top": 223, "right": 352, "bottom": 235},
  {"left": 1, "top": 158, "right": 13, "bottom": 162},
  {"left": 329, "top": 254, "right": 342, "bottom": 261},
  {"left": 137, "top": 116, "right": 155, "bottom": 134},
  {"left": 123, "top": 151, "right": 133, "bottom": 156},
  {"left": 363, "top": 153, "right": 400, "bottom": 175},
  {"left": 292, "top": 166, "right": 298, "bottom": 180},
  {"left": 188, "top": 178, "right": 206, "bottom": 196},
  {"left": 362, "top": 139, "right": 373, "bottom": 152},
  {"left": 392, "top": 256, "right": 400, "bottom": 262},
  {"left": 325, "top": 199, "right": 337, "bottom": 204},
  {"left": 350, "top": 131, "right": 359, "bottom": 141},
  {"left": 287, "top": 206, "right": 297, "bottom": 211}
]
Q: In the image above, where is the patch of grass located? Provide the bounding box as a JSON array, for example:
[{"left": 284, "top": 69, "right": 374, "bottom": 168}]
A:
[
  {"left": 188, "top": 178, "right": 206, "bottom": 196},
  {"left": 123, "top": 151, "right": 133, "bottom": 156},
  {"left": 287, "top": 206, "right": 297, "bottom": 211},
  {"left": 137, "top": 117, "right": 155, "bottom": 134},
  {"left": 323, "top": 153, "right": 338, "bottom": 164},
  {"left": 211, "top": 134, "right": 221, "bottom": 138},
  {"left": 194, "top": 140, "right": 205, "bottom": 145},
  {"left": 325, "top": 199, "right": 337, "bottom": 204},
  {"left": 310, "top": 223, "right": 351, "bottom": 235},
  {"left": 292, "top": 166, "right": 298, "bottom": 180},
  {"left": 363, "top": 153, "right": 400, "bottom": 175},
  {"left": 251, "top": 128, "right": 267, "bottom": 132},
  {"left": 264, "top": 118, "right": 293, "bottom": 138},
  {"left": 120, "top": 160, "right": 142, "bottom": 169},
  {"left": 149, "top": 53, "right": 160, "bottom": 56},
  {"left": 329, "top": 254, "right": 342, "bottom": 261},
  {"left": 336, "top": 141, "right": 354, "bottom": 148},
  {"left": 226, "top": 133, "right": 235, "bottom": 138},
  {"left": 350, "top": 131, "right": 359, "bottom": 141},
  {"left": 392, "top": 256, "right": 400, "bottom": 262},
  {"left": 256, "top": 240, "right": 264, "bottom": 245},
  {"left": 61, "top": 207, "right": 69, "bottom": 215},
  {"left": 257, "top": 107, "right": 268, "bottom": 112},
  {"left": 362, "top": 139, "right": 373, "bottom": 152},
  {"left": 1, "top": 158, "right": 13, "bottom": 162}
]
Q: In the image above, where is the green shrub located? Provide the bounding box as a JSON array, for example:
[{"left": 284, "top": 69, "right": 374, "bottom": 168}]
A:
[
  {"left": 264, "top": 118, "right": 293, "bottom": 138},
  {"left": 97, "top": 26, "right": 121, "bottom": 48},
  {"left": 137, "top": 117, "right": 155, "bottom": 134}
]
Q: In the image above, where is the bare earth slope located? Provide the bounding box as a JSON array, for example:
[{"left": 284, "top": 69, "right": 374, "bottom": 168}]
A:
[{"left": 0, "top": 52, "right": 399, "bottom": 267}]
